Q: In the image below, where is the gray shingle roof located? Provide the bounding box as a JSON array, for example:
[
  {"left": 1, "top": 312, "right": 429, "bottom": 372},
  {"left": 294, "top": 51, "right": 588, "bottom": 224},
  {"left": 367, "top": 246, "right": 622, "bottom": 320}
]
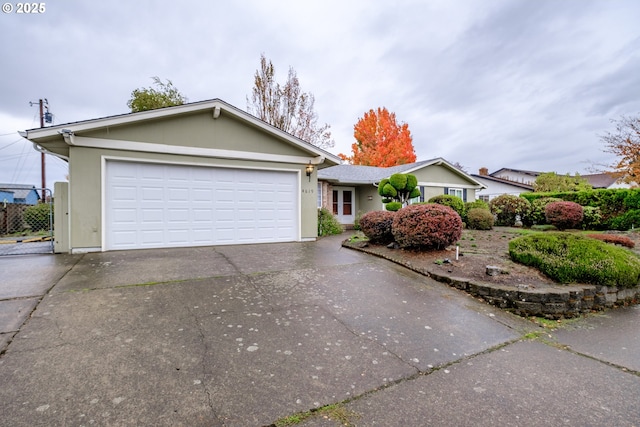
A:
[
  {"left": 0, "top": 184, "right": 38, "bottom": 200},
  {"left": 318, "top": 159, "right": 440, "bottom": 183},
  {"left": 582, "top": 173, "right": 619, "bottom": 188}
]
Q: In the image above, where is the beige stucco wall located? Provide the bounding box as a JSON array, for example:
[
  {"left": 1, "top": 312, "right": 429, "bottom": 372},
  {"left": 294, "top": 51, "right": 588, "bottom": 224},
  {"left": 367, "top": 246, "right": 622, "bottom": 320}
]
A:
[{"left": 61, "top": 111, "right": 322, "bottom": 251}]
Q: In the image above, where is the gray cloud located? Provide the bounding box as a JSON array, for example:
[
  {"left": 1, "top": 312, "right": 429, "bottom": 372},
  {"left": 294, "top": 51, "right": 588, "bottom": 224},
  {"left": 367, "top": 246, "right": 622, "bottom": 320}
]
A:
[{"left": 0, "top": 0, "right": 638, "bottom": 188}]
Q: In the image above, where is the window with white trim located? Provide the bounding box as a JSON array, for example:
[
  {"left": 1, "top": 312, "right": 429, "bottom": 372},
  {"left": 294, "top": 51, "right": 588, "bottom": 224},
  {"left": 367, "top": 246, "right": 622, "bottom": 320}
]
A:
[
  {"left": 448, "top": 188, "right": 463, "bottom": 199},
  {"left": 317, "top": 182, "right": 323, "bottom": 208}
]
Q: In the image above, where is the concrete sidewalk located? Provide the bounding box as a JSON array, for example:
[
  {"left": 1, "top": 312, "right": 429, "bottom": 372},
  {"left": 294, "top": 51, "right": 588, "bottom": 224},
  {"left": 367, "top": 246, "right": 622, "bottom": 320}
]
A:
[{"left": 0, "top": 235, "right": 638, "bottom": 426}]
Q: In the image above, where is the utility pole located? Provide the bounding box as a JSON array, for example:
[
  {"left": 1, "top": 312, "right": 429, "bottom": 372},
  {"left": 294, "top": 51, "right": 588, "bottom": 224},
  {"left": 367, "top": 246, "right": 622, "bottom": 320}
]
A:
[{"left": 30, "top": 98, "right": 52, "bottom": 202}]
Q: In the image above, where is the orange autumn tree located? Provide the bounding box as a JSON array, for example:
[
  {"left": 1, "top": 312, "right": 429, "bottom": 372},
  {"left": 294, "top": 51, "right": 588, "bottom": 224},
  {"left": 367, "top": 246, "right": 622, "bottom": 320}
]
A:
[
  {"left": 339, "top": 107, "right": 416, "bottom": 166},
  {"left": 601, "top": 114, "right": 640, "bottom": 185}
]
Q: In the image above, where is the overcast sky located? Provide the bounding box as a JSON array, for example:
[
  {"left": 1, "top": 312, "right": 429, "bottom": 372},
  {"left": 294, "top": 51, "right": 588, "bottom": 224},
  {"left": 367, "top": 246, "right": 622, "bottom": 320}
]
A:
[{"left": 1, "top": 0, "right": 639, "bottom": 190}]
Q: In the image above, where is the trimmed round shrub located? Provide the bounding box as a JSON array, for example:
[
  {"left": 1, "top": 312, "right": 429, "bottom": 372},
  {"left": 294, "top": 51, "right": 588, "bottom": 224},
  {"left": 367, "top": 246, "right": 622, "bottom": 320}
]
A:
[
  {"left": 406, "top": 174, "right": 418, "bottom": 190},
  {"left": 545, "top": 201, "right": 583, "bottom": 230},
  {"left": 385, "top": 201, "right": 403, "bottom": 212},
  {"left": 466, "top": 208, "right": 494, "bottom": 230},
  {"left": 464, "top": 199, "right": 489, "bottom": 211},
  {"left": 509, "top": 232, "right": 640, "bottom": 287},
  {"left": 389, "top": 173, "right": 408, "bottom": 190},
  {"left": 428, "top": 194, "right": 465, "bottom": 217},
  {"left": 377, "top": 178, "right": 390, "bottom": 196},
  {"left": 381, "top": 183, "right": 397, "bottom": 198},
  {"left": 489, "top": 194, "right": 531, "bottom": 226},
  {"left": 530, "top": 197, "right": 562, "bottom": 225},
  {"left": 392, "top": 204, "right": 462, "bottom": 250},
  {"left": 359, "top": 210, "right": 395, "bottom": 244},
  {"left": 463, "top": 199, "right": 489, "bottom": 223}
]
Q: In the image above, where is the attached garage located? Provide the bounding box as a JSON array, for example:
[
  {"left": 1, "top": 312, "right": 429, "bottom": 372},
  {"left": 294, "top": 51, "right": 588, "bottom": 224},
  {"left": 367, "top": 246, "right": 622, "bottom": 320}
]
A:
[
  {"left": 21, "top": 99, "right": 340, "bottom": 253},
  {"left": 105, "top": 161, "right": 299, "bottom": 250}
]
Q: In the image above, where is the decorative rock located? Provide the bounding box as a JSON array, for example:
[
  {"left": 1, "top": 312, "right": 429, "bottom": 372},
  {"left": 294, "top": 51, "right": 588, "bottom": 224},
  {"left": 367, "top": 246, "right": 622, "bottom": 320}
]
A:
[
  {"left": 387, "top": 242, "right": 399, "bottom": 249},
  {"left": 486, "top": 265, "right": 502, "bottom": 276}
]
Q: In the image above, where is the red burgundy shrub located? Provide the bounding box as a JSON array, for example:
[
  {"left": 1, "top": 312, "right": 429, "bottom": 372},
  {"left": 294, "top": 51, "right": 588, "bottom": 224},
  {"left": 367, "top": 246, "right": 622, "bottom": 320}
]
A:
[
  {"left": 545, "top": 201, "right": 584, "bottom": 230},
  {"left": 359, "top": 210, "right": 396, "bottom": 244},
  {"left": 392, "top": 204, "right": 462, "bottom": 250},
  {"left": 586, "top": 233, "right": 635, "bottom": 249}
]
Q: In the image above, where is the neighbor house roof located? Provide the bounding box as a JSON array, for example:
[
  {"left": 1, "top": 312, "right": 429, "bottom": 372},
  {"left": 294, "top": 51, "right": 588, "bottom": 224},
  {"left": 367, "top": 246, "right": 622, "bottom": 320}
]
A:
[
  {"left": 490, "top": 167, "right": 542, "bottom": 178},
  {"left": 0, "top": 184, "right": 38, "bottom": 200},
  {"left": 581, "top": 173, "right": 619, "bottom": 189},
  {"left": 470, "top": 174, "right": 534, "bottom": 190},
  {"left": 319, "top": 158, "right": 485, "bottom": 187}
]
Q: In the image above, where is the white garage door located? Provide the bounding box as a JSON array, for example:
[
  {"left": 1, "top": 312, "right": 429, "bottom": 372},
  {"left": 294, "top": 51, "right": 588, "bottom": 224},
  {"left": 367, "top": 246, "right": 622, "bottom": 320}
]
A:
[{"left": 105, "top": 161, "right": 298, "bottom": 250}]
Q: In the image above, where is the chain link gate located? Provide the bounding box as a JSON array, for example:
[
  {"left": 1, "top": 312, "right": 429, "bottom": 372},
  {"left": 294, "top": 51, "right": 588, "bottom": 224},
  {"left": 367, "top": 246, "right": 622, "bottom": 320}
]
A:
[{"left": 0, "top": 187, "right": 53, "bottom": 255}]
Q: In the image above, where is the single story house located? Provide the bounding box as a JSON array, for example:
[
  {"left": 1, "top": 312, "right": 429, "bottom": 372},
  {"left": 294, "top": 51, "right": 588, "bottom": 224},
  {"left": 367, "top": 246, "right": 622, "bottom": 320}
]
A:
[
  {"left": 0, "top": 184, "right": 41, "bottom": 205},
  {"left": 471, "top": 169, "right": 533, "bottom": 202},
  {"left": 20, "top": 99, "right": 340, "bottom": 253},
  {"left": 318, "top": 158, "right": 486, "bottom": 225},
  {"left": 489, "top": 167, "right": 540, "bottom": 186},
  {"left": 477, "top": 168, "right": 631, "bottom": 197}
]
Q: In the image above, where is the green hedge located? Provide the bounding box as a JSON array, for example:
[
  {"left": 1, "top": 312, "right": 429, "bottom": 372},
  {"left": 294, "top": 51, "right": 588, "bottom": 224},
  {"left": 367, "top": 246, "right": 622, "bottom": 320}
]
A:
[
  {"left": 520, "top": 188, "right": 640, "bottom": 230},
  {"left": 508, "top": 232, "right": 640, "bottom": 287}
]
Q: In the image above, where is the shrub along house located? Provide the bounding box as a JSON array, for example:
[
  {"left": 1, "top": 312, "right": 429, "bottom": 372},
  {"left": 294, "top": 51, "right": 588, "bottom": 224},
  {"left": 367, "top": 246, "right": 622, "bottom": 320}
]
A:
[
  {"left": 20, "top": 99, "right": 340, "bottom": 253},
  {"left": 318, "top": 158, "right": 486, "bottom": 226}
]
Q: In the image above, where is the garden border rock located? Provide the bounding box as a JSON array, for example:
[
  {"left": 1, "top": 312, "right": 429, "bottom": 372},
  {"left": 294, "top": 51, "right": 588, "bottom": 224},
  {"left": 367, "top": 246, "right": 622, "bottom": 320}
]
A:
[{"left": 343, "top": 240, "right": 640, "bottom": 319}]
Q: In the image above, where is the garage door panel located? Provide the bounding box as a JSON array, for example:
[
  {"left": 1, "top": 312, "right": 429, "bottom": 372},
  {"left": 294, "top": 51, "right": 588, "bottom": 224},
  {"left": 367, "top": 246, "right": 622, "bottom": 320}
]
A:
[{"left": 106, "top": 162, "right": 298, "bottom": 250}]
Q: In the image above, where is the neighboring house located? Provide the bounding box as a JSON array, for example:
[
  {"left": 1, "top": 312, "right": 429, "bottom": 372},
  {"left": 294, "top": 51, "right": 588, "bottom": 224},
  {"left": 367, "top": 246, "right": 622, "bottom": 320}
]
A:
[
  {"left": 581, "top": 173, "right": 631, "bottom": 189},
  {"left": 0, "top": 184, "right": 40, "bottom": 205},
  {"left": 318, "top": 158, "right": 486, "bottom": 225},
  {"left": 20, "top": 99, "right": 341, "bottom": 253},
  {"left": 471, "top": 169, "right": 534, "bottom": 202},
  {"left": 489, "top": 167, "right": 540, "bottom": 185},
  {"left": 473, "top": 167, "right": 631, "bottom": 200}
]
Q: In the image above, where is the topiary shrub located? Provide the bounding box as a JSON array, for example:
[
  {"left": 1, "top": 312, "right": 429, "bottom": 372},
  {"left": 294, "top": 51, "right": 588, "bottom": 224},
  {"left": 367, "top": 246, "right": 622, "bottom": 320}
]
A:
[
  {"left": 359, "top": 210, "right": 395, "bottom": 244},
  {"left": 489, "top": 194, "right": 531, "bottom": 226},
  {"left": 466, "top": 208, "right": 494, "bottom": 230},
  {"left": 545, "top": 201, "right": 583, "bottom": 230},
  {"left": 427, "top": 194, "right": 465, "bottom": 218},
  {"left": 23, "top": 202, "right": 53, "bottom": 232},
  {"left": 509, "top": 232, "right": 640, "bottom": 287},
  {"left": 378, "top": 173, "right": 421, "bottom": 211},
  {"left": 530, "top": 197, "right": 563, "bottom": 225},
  {"left": 582, "top": 206, "right": 603, "bottom": 230},
  {"left": 586, "top": 233, "right": 635, "bottom": 249},
  {"left": 392, "top": 204, "right": 462, "bottom": 250},
  {"left": 317, "top": 208, "right": 343, "bottom": 236}
]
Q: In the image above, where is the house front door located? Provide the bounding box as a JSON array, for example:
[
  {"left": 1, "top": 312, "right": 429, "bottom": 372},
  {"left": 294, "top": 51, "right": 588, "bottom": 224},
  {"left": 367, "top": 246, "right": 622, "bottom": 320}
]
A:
[{"left": 332, "top": 187, "right": 355, "bottom": 224}]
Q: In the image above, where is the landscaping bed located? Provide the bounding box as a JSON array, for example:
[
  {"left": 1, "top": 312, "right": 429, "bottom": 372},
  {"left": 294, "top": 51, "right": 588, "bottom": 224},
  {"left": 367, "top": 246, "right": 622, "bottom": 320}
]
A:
[{"left": 342, "top": 227, "right": 640, "bottom": 319}]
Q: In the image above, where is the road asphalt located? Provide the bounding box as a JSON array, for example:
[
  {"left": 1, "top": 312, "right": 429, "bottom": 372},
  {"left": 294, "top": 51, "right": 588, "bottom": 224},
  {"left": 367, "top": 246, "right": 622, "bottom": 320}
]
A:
[{"left": 0, "top": 234, "right": 638, "bottom": 426}]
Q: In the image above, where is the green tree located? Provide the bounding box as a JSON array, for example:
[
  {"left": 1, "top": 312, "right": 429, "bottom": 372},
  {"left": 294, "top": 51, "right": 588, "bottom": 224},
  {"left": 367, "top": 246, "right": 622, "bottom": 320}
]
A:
[
  {"left": 127, "top": 77, "right": 187, "bottom": 113},
  {"left": 533, "top": 172, "right": 592, "bottom": 192},
  {"left": 378, "top": 173, "right": 421, "bottom": 211},
  {"left": 247, "top": 54, "right": 334, "bottom": 149}
]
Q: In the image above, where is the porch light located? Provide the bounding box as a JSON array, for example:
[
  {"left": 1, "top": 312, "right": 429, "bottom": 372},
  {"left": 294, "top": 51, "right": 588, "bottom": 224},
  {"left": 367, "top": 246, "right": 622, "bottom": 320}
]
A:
[{"left": 306, "top": 162, "right": 314, "bottom": 181}]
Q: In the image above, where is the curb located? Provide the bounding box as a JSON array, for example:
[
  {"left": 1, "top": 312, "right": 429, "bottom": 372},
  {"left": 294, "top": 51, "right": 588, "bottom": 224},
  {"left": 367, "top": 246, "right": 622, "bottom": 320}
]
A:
[{"left": 343, "top": 241, "right": 640, "bottom": 319}]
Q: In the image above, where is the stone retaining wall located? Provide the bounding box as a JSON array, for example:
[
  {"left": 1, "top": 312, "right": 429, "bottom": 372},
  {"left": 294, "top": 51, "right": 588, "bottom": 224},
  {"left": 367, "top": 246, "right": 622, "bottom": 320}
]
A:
[{"left": 344, "top": 242, "right": 640, "bottom": 319}]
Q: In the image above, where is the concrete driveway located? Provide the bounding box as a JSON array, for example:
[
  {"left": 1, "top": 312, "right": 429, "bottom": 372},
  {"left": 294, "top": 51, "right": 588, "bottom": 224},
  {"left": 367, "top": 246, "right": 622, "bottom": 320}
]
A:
[{"left": 0, "top": 235, "right": 639, "bottom": 426}]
